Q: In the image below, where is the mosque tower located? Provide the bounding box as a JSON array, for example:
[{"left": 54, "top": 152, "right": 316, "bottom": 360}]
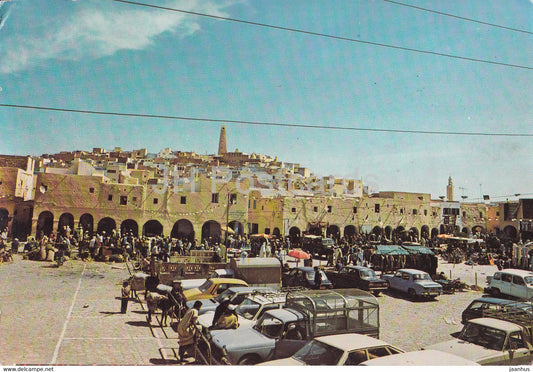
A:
[
  {"left": 446, "top": 176, "right": 454, "bottom": 202},
  {"left": 218, "top": 126, "right": 227, "bottom": 155}
]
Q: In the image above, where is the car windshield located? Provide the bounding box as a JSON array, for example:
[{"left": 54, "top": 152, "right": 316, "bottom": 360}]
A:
[
  {"left": 458, "top": 323, "right": 506, "bottom": 351},
  {"left": 198, "top": 279, "right": 213, "bottom": 293},
  {"left": 214, "top": 288, "right": 236, "bottom": 303},
  {"left": 255, "top": 314, "right": 284, "bottom": 339},
  {"left": 292, "top": 339, "right": 344, "bottom": 365},
  {"left": 360, "top": 269, "right": 377, "bottom": 279},
  {"left": 236, "top": 298, "right": 261, "bottom": 320},
  {"left": 413, "top": 273, "right": 431, "bottom": 281},
  {"left": 306, "top": 270, "right": 326, "bottom": 281},
  {"left": 524, "top": 276, "right": 533, "bottom": 285}
]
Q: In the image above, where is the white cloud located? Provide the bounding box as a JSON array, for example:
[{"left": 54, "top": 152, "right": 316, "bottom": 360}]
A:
[{"left": 0, "top": 0, "right": 239, "bottom": 74}]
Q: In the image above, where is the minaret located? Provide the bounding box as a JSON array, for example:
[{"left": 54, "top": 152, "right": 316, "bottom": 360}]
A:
[
  {"left": 218, "top": 126, "right": 227, "bottom": 155},
  {"left": 446, "top": 177, "right": 454, "bottom": 202}
]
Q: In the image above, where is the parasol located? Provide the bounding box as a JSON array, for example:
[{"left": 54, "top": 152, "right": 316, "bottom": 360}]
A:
[{"left": 288, "top": 249, "right": 310, "bottom": 260}]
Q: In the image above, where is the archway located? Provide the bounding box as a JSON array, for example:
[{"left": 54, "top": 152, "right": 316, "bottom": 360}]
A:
[
  {"left": 97, "top": 217, "right": 116, "bottom": 236},
  {"left": 326, "top": 225, "right": 340, "bottom": 241},
  {"left": 439, "top": 225, "right": 446, "bottom": 234},
  {"left": 58, "top": 213, "right": 74, "bottom": 236},
  {"left": 37, "top": 211, "right": 54, "bottom": 238},
  {"left": 343, "top": 225, "right": 357, "bottom": 238},
  {"left": 121, "top": 219, "right": 139, "bottom": 237},
  {"left": 228, "top": 220, "right": 245, "bottom": 236},
  {"left": 272, "top": 227, "right": 281, "bottom": 237},
  {"left": 79, "top": 213, "right": 94, "bottom": 235},
  {"left": 289, "top": 226, "right": 301, "bottom": 247},
  {"left": 409, "top": 227, "right": 419, "bottom": 241},
  {"left": 461, "top": 227, "right": 470, "bottom": 236},
  {"left": 171, "top": 219, "right": 195, "bottom": 242},
  {"left": 0, "top": 208, "right": 9, "bottom": 234},
  {"left": 421, "top": 225, "right": 430, "bottom": 239},
  {"left": 371, "top": 226, "right": 382, "bottom": 240},
  {"left": 472, "top": 225, "right": 485, "bottom": 235},
  {"left": 143, "top": 220, "right": 163, "bottom": 237},
  {"left": 431, "top": 228, "right": 439, "bottom": 239},
  {"left": 394, "top": 226, "right": 406, "bottom": 241},
  {"left": 503, "top": 225, "right": 518, "bottom": 240},
  {"left": 384, "top": 226, "right": 393, "bottom": 240},
  {"left": 201, "top": 220, "right": 221, "bottom": 243}
]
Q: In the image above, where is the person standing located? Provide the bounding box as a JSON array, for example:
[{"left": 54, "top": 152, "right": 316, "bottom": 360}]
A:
[{"left": 121, "top": 281, "right": 131, "bottom": 314}]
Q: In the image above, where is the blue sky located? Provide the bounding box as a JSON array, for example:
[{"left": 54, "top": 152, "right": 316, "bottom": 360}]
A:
[{"left": 0, "top": 0, "right": 532, "bottom": 201}]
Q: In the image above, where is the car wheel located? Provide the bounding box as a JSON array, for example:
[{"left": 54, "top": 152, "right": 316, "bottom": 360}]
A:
[
  {"left": 492, "top": 288, "right": 501, "bottom": 297},
  {"left": 408, "top": 288, "right": 417, "bottom": 298},
  {"left": 238, "top": 355, "right": 261, "bottom": 365}
]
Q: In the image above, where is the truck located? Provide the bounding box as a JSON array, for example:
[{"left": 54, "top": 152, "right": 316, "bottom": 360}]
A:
[
  {"left": 178, "top": 257, "right": 282, "bottom": 290},
  {"left": 141, "top": 254, "right": 282, "bottom": 291},
  {"left": 199, "top": 288, "right": 380, "bottom": 365},
  {"left": 302, "top": 235, "right": 335, "bottom": 259},
  {"left": 426, "top": 307, "right": 533, "bottom": 365}
]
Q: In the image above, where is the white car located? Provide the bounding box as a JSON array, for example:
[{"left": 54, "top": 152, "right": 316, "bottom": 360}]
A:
[
  {"left": 198, "top": 291, "right": 286, "bottom": 328},
  {"left": 258, "top": 333, "right": 404, "bottom": 366},
  {"left": 426, "top": 317, "right": 533, "bottom": 365},
  {"left": 383, "top": 268, "right": 442, "bottom": 299},
  {"left": 361, "top": 349, "right": 479, "bottom": 366},
  {"left": 487, "top": 269, "right": 533, "bottom": 300}
]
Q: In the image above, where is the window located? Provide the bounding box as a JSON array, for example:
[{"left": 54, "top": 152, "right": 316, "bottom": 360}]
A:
[
  {"left": 424, "top": 209, "right": 427, "bottom": 216},
  {"left": 374, "top": 204, "right": 380, "bottom": 213},
  {"left": 314, "top": 206, "right": 318, "bottom": 212},
  {"left": 89, "top": 187, "right": 94, "bottom": 193},
  {"left": 327, "top": 206, "right": 332, "bottom": 213},
  {"left": 153, "top": 198, "right": 158, "bottom": 204},
  {"left": 120, "top": 196, "right": 127, "bottom": 205},
  {"left": 513, "top": 276, "right": 525, "bottom": 286},
  {"left": 502, "top": 274, "right": 513, "bottom": 283},
  {"left": 496, "top": 211, "right": 500, "bottom": 216},
  {"left": 400, "top": 208, "right": 403, "bottom": 214},
  {"left": 211, "top": 193, "right": 219, "bottom": 203},
  {"left": 108, "top": 194, "right": 113, "bottom": 201},
  {"left": 132, "top": 197, "right": 137, "bottom": 202},
  {"left": 463, "top": 211, "right": 466, "bottom": 218},
  {"left": 180, "top": 196, "right": 186, "bottom": 204},
  {"left": 507, "top": 332, "right": 527, "bottom": 350},
  {"left": 291, "top": 207, "right": 296, "bottom": 213},
  {"left": 265, "top": 228, "right": 271, "bottom": 234},
  {"left": 229, "top": 193, "right": 237, "bottom": 204},
  {"left": 480, "top": 212, "right": 483, "bottom": 218},
  {"left": 412, "top": 209, "right": 417, "bottom": 215},
  {"left": 253, "top": 200, "right": 257, "bottom": 209},
  {"left": 353, "top": 207, "right": 357, "bottom": 214}
]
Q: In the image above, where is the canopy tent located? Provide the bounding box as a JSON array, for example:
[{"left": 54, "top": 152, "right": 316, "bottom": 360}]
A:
[
  {"left": 374, "top": 245, "right": 408, "bottom": 256},
  {"left": 401, "top": 245, "right": 435, "bottom": 255}
]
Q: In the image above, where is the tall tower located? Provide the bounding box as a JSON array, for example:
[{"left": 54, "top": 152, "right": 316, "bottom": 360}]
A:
[
  {"left": 218, "top": 126, "right": 227, "bottom": 155},
  {"left": 446, "top": 176, "right": 454, "bottom": 202}
]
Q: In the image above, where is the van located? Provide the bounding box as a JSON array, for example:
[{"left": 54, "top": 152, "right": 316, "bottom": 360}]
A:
[{"left": 488, "top": 269, "right": 533, "bottom": 300}]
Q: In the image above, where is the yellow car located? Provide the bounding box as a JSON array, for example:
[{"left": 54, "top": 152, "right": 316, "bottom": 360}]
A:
[{"left": 183, "top": 278, "right": 248, "bottom": 301}]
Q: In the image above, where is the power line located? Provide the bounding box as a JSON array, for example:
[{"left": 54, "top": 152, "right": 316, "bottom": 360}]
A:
[
  {"left": 109, "top": 0, "right": 533, "bottom": 71},
  {"left": 2, "top": 102, "right": 533, "bottom": 137},
  {"left": 382, "top": 0, "right": 533, "bottom": 36}
]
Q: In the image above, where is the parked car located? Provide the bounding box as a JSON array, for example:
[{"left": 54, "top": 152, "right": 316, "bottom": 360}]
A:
[
  {"left": 461, "top": 297, "right": 532, "bottom": 324},
  {"left": 426, "top": 317, "right": 533, "bottom": 365},
  {"left": 187, "top": 286, "right": 276, "bottom": 315},
  {"left": 361, "top": 349, "right": 479, "bottom": 366},
  {"left": 486, "top": 269, "right": 533, "bottom": 300},
  {"left": 198, "top": 290, "right": 287, "bottom": 329},
  {"left": 382, "top": 268, "right": 442, "bottom": 299},
  {"left": 179, "top": 269, "right": 236, "bottom": 291},
  {"left": 326, "top": 265, "right": 388, "bottom": 295},
  {"left": 258, "top": 333, "right": 404, "bottom": 366},
  {"left": 182, "top": 278, "right": 248, "bottom": 301},
  {"left": 282, "top": 267, "right": 333, "bottom": 289}
]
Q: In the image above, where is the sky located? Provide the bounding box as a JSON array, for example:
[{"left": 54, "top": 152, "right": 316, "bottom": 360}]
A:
[{"left": 0, "top": 0, "right": 532, "bottom": 202}]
